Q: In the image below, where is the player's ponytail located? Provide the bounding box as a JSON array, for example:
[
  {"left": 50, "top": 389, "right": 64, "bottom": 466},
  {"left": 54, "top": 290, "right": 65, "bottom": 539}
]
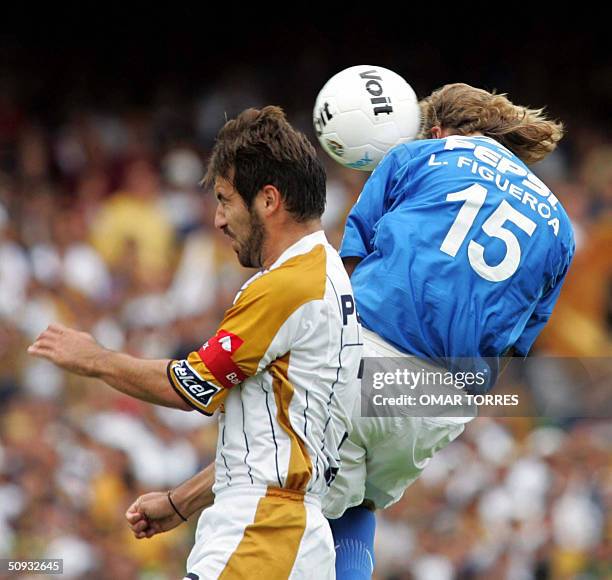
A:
[{"left": 419, "top": 83, "right": 564, "bottom": 165}]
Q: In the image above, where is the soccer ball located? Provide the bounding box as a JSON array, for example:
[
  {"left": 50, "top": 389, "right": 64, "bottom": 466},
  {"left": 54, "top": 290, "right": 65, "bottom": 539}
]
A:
[{"left": 313, "top": 65, "right": 421, "bottom": 171}]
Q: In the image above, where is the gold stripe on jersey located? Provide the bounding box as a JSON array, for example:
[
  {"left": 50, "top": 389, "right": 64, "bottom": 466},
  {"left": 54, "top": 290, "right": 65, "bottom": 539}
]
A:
[
  {"left": 168, "top": 243, "right": 327, "bottom": 416},
  {"left": 215, "top": 243, "right": 327, "bottom": 377},
  {"left": 218, "top": 487, "right": 306, "bottom": 579},
  {"left": 271, "top": 353, "right": 313, "bottom": 492}
]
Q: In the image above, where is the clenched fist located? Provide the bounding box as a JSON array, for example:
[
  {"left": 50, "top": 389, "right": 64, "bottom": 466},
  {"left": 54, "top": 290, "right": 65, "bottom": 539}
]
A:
[
  {"left": 27, "top": 323, "right": 105, "bottom": 376},
  {"left": 125, "top": 491, "right": 186, "bottom": 539}
]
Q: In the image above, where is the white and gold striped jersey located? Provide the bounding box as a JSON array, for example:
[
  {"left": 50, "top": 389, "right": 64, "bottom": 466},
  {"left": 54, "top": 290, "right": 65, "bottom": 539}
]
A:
[{"left": 168, "top": 230, "right": 362, "bottom": 498}]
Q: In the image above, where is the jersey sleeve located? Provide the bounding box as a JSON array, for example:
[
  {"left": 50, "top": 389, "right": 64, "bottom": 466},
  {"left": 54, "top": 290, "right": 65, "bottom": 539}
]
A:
[
  {"left": 167, "top": 245, "right": 328, "bottom": 414},
  {"left": 513, "top": 247, "right": 574, "bottom": 356},
  {"left": 339, "top": 145, "right": 408, "bottom": 259}
]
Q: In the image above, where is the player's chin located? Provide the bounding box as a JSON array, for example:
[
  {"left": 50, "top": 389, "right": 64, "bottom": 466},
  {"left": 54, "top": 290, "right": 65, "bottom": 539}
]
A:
[{"left": 236, "top": 247, "right": 255, "bottom": 268}]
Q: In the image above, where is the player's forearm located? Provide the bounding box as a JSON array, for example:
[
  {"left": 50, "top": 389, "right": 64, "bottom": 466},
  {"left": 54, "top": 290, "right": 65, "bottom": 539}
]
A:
[
  {"left": 92, "top": 351, "right": 192, "bottom": 411},
  {"left": 28, "top": 324, "right": 192, "bottom": 410},
  {"left": 171, "top": 463, "right": 216, "bottom": 518}
]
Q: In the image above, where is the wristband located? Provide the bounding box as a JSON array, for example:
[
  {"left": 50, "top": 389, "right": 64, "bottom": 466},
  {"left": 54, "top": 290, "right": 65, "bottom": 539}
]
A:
[{"left": 167, "top": 489, "right": 188, "bottom": 522}]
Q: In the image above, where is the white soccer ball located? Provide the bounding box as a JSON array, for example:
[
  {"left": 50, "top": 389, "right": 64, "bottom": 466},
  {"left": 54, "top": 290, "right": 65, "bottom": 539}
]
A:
[{"left": 313, "top": 65, "right": 421, "bottom": 171}]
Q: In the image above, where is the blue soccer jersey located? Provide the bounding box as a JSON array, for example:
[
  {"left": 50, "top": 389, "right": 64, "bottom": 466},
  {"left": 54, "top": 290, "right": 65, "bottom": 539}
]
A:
[{"left": 341, "top": 136, "right": 574, "bottom": 386}]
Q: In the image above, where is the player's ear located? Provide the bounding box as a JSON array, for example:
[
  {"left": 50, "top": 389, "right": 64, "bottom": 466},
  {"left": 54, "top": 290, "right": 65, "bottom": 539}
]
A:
[
  {"left": 431, "top": 126, "right": 443, "bottom": 139},
  {"left": 257, "top": 185, "right": 282, "bottom": 216}
]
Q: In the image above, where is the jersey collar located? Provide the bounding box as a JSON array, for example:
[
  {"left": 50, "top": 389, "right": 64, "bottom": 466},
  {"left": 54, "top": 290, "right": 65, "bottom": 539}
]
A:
[{"left": 265, "top": 230, "right": 328, "bottom": 272}]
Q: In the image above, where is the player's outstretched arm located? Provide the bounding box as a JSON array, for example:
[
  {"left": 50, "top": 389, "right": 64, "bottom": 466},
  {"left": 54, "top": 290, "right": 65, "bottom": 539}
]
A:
[
  {"left": 27, "top": 323, "right": 191, "bottom": 410},
  {"left": 125, "top": 463, "right": 216, "bottom": 539}
]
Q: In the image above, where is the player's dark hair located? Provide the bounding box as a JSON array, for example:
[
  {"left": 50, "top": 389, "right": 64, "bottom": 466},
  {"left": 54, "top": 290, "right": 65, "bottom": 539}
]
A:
[
  {"left": 419, "top": 83, "right": 564, "bottom": 165},
  {"left": 204, "top": 106, "right": 326, "bottom": 221}
]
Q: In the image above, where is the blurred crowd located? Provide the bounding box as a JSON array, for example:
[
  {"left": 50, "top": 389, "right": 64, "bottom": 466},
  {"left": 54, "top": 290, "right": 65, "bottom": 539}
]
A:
[{"left": 0, "top": 77, "right": 610, "bottom": 580}]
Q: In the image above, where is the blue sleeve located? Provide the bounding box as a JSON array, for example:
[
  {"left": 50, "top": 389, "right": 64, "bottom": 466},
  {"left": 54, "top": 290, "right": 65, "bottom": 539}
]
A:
[
  {"left": 513, "top": 246, "right": 574, "bottom": 355},
  {"left": 339, "top": 146, "right": 406, "bottom": 259}
]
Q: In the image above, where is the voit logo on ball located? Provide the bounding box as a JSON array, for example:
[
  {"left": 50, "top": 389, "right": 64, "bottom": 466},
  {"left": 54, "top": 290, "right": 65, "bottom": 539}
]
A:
[{"left": 313, "top": 65, "right": 421, "bottom": 171}]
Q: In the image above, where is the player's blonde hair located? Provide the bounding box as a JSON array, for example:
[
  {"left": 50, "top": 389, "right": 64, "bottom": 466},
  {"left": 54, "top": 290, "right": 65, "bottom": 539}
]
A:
[{"left": 419, "top": 83, "right": 564, "bottom": 165}]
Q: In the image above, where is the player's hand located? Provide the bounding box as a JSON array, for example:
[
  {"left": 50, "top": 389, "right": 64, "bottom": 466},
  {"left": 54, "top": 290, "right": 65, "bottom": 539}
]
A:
[
  {"left": 125, "top": 492, "right": 185, "bottom": 539},
  {"left": 27, "top": 323, "right": 104, "bottom": 376}
]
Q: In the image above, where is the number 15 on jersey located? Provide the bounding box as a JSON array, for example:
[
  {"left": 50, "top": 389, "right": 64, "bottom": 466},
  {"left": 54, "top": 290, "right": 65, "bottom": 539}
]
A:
[{"left": 440, "top": 184, "right": 536, "bottom": 283}]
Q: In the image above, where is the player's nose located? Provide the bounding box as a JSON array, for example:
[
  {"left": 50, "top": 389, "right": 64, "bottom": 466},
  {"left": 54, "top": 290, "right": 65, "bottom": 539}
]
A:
[{"left": 214, "top": 203, "right": 227, "bottom": 230}]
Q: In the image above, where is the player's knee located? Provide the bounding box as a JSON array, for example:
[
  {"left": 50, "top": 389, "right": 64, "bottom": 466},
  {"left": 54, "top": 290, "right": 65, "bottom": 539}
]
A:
[{"left": 359, "top": 498, "right": 376, "bottom": 511}]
